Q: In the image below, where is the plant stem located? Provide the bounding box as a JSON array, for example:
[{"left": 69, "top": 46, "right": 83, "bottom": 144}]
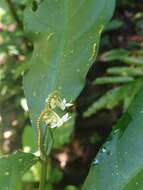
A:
[
  {"left": 39, "top": 160, "right": 48, "bottom": 190},
  {"left": 36, "top": 110, "right": 54, "bottom": 190},
  {"left": 36, "top": 111, "right": 48, "bottom": 190}
]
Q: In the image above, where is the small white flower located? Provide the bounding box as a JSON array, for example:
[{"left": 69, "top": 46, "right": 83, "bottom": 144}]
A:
[
  {"left": 59, "top": 98, "right": 73, "bottom": 110},
  {"left": 43, "top": 91, "right": 72, "bottom": 129},
  {"left": 51, "top": 113, "right": 71, "bottom": 128},
  {"left": 45, "top": 91, "right": 73, "bottom": 110},
  {"left": 44, "top": 111, "right": 60, "bottom": 126}
]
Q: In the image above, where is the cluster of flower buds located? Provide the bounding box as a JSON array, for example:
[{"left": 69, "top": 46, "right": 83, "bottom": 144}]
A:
[{"left": 43, "top": 91, "right": 73, "bottom": 128}]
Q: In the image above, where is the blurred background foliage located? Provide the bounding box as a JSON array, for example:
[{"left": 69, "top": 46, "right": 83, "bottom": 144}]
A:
[{"left": 0, "top": 0, "right": 143, "bottom": 189}]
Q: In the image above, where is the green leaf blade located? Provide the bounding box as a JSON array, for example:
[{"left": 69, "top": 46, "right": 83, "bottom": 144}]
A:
[
  {"left": 83, "top": 86, "right": 143, "bottom": 190},
  {"left": 0, "top": 152, "right": 38, "bottom": 190},
  {"left": 23, "top": 0, "right": 115, "bottom": 126}
]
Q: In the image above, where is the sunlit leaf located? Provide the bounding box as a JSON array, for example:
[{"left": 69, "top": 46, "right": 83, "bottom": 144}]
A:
[{"left": 0, "top": 152, "right": 38, "bottom": 190}]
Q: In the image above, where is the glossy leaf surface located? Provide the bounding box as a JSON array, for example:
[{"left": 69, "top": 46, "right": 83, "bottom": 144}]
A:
[
  {"left": 83, "top": 86, "right": 143, "bottom": 190},
  {"left": 23, "top": 0, "right": 115, "bottom": 126}
]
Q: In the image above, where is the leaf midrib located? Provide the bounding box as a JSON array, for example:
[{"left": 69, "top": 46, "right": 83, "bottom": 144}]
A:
[{"left": 49, "top": 0, "right": 70, "bottom": 93}]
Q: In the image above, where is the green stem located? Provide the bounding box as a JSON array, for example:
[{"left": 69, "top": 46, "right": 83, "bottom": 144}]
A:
[
  {"left": 36, "top": 110, "right": 54, "bottom": 190},
  {"left": 47, "top": 127, "right": 54, "bottom": 155},
  {"left": 36, "top": 111, "right": 48, "bottom": 190},
  {"left": 39, "top": 160, "right": 48, "bottom": 190}
]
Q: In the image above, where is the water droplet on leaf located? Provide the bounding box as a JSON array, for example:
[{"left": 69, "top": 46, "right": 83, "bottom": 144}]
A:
[
  {"left": 4, "top": 172, "right": 10, "bottom": 176},
  {"left": 58, "top": 86, "right": 62, "bottom": 90},
  {"left": 101, "top": 147, "right": 107, "bottom": 153},
  {"left": 93, "top": 159, "right": 99, "bottom": 166},
  {"left": 70, "top": 49, "right": 74, "bottom": 54},
  {"left": 113, "top": 128, "right": 120, "bottom": 135},
  {"left": 33, "top": 91, "right": 36, "bottom": 97},
  {"left": 116, "top": 172, "right": 119, "bottom": 176},
  {"left": 136, "top": 182, "right": 139, "bottom": 186},
  {"left": 86, "top": 63, "right": 90, "bottom": 67}
]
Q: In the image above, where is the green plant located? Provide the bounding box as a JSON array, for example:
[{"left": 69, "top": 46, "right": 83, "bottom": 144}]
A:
[
  {"left": 1, "top": 0, "right": 143, "bottom": 190},
  {"left": 84, "top": 49, "right": 143, "bottom": 117},
  {"left": 0, "top": 0, "right": 115, "bottom": 189},
  {"left": 83, "top": 87, "right": 143, "bottom": 190}
]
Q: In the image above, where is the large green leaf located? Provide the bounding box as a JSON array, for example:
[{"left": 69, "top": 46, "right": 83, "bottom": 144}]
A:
[
  {"left": 0, "top": 152, "right": 38, "bottom": 190},
  {"left": 83, "top": 86, "right": 143, "bottom": 190},
  {"left": 23, "top": 0, "right": 115, "bottom": 126}
]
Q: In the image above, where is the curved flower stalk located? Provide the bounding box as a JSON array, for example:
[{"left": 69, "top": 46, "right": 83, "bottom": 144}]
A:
[
  {"left": 36, "top": 91, "right": 73, "bottom": 190},
  {"left": 38, "top": 91, "right": 73, "bottom": 129},
  {"left": 36, "top": 91, "right": 73, "bottom": 157}
]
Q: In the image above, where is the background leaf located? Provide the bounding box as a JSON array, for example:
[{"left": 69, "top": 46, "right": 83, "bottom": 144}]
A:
[
  {"left": 84, "top": 80, "right": 142, "bottom": 117},
  {"left": 83, "top": 86, "right": 143, "bottom": 190},
  {"left": 0, "top": 152, "right": 38, "bottom": 190}
]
